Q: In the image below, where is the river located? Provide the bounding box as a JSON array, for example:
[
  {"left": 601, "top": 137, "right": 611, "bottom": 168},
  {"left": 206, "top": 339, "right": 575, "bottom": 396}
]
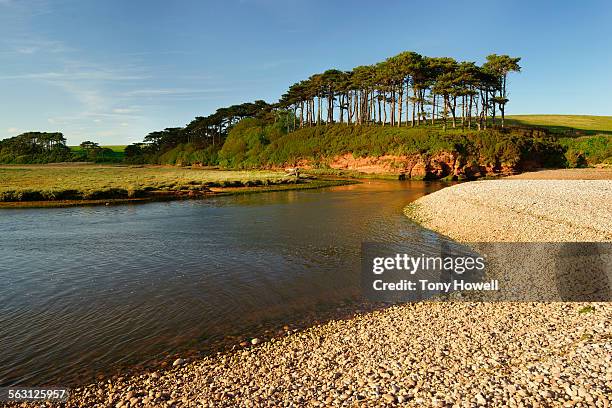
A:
[{"left": 0, "top": 179, "right": 452, "bottom": 386}]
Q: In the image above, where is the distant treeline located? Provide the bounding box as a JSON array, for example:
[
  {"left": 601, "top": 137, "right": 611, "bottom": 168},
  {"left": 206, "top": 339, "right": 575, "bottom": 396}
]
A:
[
  {"left": 0, "top": 132, "right": 72, "bottom": 164},
  {"left": 0, "top": 133, "right": 122, "bottom": 164}
]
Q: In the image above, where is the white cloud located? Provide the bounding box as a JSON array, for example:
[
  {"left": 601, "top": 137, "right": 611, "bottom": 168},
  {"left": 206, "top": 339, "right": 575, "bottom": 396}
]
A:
[
  {"left": 123, "top": 88, "right": 229, "bottom": 97},
  {"left": 112, "top": 107, "right": 140, "bottom": 114},
  {"left": 7, "top": 127, "right": 18, "bottom": 133}
]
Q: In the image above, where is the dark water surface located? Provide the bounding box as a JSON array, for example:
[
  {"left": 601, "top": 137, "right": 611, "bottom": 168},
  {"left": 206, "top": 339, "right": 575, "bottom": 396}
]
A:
[{"left": 0, "top": 180, "right": 450, "bottom": 386}]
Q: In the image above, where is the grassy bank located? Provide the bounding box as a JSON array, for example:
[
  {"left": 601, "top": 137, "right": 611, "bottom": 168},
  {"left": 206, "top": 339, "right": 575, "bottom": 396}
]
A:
[
  {"left": 505, "top": 115, "right": 612, "bottom": 166},
  {"left": 213, "top": 120, "right": 564, "bottom": 172},
  {"left": 0, "top": 165, "right": 339, "bottom": 205}
]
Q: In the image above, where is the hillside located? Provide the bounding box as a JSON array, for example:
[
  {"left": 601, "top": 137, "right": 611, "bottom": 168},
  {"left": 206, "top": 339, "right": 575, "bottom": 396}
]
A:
[{"left": 506, "top": 114, "right": 612, "bottom": 135}]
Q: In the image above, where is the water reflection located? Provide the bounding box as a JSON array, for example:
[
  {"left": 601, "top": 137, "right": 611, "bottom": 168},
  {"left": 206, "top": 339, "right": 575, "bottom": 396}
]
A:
[{"left": 0, "top": 180, "right": 450, "bottom": 385}]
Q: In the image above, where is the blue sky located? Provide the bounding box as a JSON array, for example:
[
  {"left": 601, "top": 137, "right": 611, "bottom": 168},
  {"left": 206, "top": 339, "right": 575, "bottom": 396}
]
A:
[{"left": 1, "top": 0, "right": 611, "bottom": 145}]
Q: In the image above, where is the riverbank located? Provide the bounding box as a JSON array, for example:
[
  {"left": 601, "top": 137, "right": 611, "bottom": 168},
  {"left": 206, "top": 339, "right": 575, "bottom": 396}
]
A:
[
  {"left": 405, "top": 168, "right": 612, "bottom": 242},
  {"left": 0, "top": 164, "right": 353, "bottom": 208},
  {"left": 20, "top": 169, "right": 607, "bottom": 408}
]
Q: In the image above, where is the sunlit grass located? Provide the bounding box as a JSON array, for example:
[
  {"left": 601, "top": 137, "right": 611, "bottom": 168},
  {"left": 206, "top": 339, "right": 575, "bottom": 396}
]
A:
[
  {"left": 506, "top": 115, "right": 612, "bottom": 134},
  {"left": 0, "top": 164, "right": 290, "bottom": 201},
  {"left": 69, "top": 145, "right": 127, "bottom": 152}
]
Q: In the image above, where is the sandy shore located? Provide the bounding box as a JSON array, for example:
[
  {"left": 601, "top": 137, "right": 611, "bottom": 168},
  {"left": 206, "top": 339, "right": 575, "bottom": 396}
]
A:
[{"left": 14, "top": 169, "right": 612, "bottom": 407}]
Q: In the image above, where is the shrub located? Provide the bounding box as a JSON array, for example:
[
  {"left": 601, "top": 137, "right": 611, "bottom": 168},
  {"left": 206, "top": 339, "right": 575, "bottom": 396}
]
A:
[{"left": 560, "top": 135, "right": 612, "bottom": 167}]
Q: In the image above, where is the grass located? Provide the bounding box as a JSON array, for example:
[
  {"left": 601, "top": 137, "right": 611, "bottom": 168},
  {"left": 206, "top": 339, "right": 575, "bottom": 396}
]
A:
[
  {"left": 69, "top": 145, "right": 126, "bottom": 162},
  {"left": 69, "top": 145, "right": 127, "bottom": 152},
  {"left": 0, "top": 164, "right": 304, "bottom": 203},
  {"left": 506, "top": 115, "right": 612, "bottom": 135}
]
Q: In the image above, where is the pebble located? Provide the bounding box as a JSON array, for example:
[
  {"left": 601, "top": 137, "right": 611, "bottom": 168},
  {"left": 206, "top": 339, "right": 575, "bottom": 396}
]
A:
[{"left": 382, "top": 393, "right": 396, "bottom": 403}]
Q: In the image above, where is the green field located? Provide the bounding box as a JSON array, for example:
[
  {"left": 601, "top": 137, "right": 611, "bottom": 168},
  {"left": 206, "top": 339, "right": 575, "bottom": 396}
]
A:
[
  {"left": 506, "top": 115, "right": 612, "bottom": 135},
  {"left": 0, "top": 165, "right": 297, "bottom": 202},
  {"left": 69, "top": 145, "right": 126, "bottom": 162},
  {"left": 69, "top": 145, "right": 127, "bottom": 152}
]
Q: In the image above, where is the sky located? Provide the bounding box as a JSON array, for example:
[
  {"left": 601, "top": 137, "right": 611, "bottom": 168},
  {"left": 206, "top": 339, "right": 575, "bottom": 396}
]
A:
[{"left": 1, "top": 0, "right": 611, "bottom": 145}]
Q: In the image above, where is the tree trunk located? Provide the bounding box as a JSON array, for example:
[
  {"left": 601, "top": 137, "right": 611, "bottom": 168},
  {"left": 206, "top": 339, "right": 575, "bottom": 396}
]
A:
[
  {"left": 383, "top": 93, "right": 387, "bottom": 126},
  {"left": 300, "top": 101, "right": 304, "bottom": 128},
  {"left": 415, "top": 88, "right": 420, "bottom": 126},
  {"left": 468, "top": 94, "right": 473, "bottom": 129},
  {"left": 451, "top": 96, "right": 457, "bottom": 128},
  {"left": 391, "top": 89, "right": 395, "bottom": 126},
  {"left": 501, "top": 74, "right": 507, "bottom": 128},
  {"left": 397, "top": 85, "right": 403, "bottom": 127},
  {"left": 443, "top": 95, "right": 448, "bottom": 130},
  {"left": 411, "top": 88, "right": 416, "bottom": 127},
  {"left": 346, "top": 91, "right": 353, "bottom": 125},
  {"left": 461, "top": 95, "right": 465, "bottom": 128},
  {"left": 431, "top": 93, "right": 436, "bottom": 125},
  {"left": 405, "top": 81, "right": 410, "bottom": 126}
]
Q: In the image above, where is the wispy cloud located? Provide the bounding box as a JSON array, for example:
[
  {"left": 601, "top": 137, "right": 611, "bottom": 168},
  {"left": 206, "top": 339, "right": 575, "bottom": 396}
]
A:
[
  {"left": 0, "top": 70, "right": 150, "bottom": 81},
  {"left": 1, "top": 38, "right": 71, "bottom": 55},
  {"left": 122, "top": 88, "right": 230, "bottom": 97},
  {"left": 112, "top": 107, "right": 140, "bottom": 114},
  {"left": 0, "top": 60, "right": 151, "bottom": 81}
]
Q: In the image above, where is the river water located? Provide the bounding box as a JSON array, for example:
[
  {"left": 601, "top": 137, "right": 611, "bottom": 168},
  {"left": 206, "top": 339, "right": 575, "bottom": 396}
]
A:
[{"left": 0, "top": 180, "right": 451, "bottom": 386}]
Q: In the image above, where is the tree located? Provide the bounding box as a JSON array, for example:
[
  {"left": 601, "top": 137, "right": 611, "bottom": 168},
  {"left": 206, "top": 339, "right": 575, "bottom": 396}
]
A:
[
  {"left": 79, "top": 141, "right": 100, "bottom": 151},
  {"left": 136, "top": 50, "right": 523, "bottom": 158},
  {"left": 124, "top": 143, "right": 143, "bottom": 158},
  {"left": 483, "top": 54, "right": 521, "bottom": 127},
  {"left": 0, "top": 132, "right": 71, "bottom": 163}
]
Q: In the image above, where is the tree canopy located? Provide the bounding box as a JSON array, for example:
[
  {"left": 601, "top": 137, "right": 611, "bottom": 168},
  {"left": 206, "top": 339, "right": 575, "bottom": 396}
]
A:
[
  {"left": 129, "top": 51, "right": 520, "bottom": 160},
  {"left": 0, "top": 132, "right": 72, "bottom": 163}
]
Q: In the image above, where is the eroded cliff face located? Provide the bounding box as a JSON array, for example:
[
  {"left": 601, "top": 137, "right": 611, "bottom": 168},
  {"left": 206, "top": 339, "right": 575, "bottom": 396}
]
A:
[{"left": 295, "top": 152, "right": 523, "bottom": 180}]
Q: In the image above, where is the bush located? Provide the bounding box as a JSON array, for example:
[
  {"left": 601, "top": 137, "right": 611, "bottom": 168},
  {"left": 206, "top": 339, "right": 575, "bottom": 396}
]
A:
[
  {"left": 218, "top": 118, "right": 270, "bottom": 168},
  {"left": 560, "top": 135, "right": 612, "bottom": 167},
  {"left": 156, "top": 143, "right": 220, "bottom": 166}
]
